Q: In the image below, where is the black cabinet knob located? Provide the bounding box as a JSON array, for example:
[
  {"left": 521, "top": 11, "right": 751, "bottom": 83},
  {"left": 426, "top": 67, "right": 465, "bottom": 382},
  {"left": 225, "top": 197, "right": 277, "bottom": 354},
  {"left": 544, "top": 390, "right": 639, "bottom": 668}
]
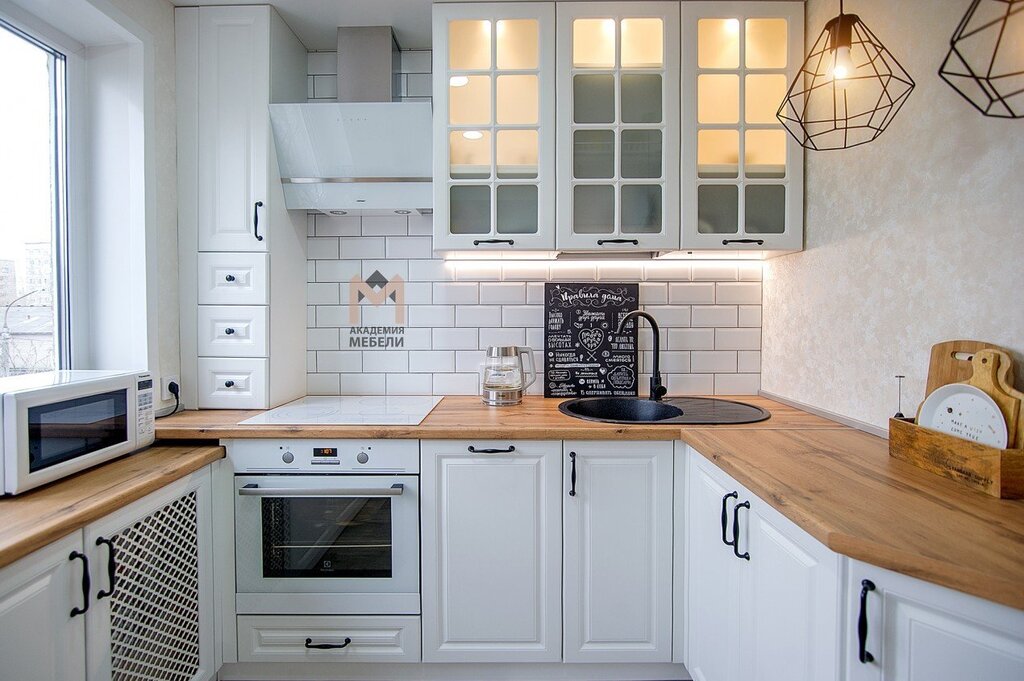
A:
[
  {"left": 224, "top": 380, "right": 235, "bottom": 388},
  {"left": 224, "top": 328, "right": 235, "bottom": 335},
  {"left": 225, "top": 274, "right": 236, "bottom": 282}
]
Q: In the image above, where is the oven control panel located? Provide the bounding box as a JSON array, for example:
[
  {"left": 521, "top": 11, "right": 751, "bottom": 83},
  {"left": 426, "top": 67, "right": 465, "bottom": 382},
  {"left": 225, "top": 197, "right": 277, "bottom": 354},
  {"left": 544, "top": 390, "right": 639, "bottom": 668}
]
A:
[{"left": 227, "top": 439, "right": 419, "bottom": 473}]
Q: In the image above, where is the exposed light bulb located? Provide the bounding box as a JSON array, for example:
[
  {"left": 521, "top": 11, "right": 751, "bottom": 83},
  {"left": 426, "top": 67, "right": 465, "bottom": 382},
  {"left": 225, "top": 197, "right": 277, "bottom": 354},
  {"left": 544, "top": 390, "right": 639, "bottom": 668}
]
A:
[
  {"left": 462, "top": 130, "right": 484, "bottom": 140},
  {"left": 449, "top": 75, "right": 469, "bottom": 88},
  {"left": 725, "top": 18, "right": 740, "bottom": 34},
  {"left": 833, "top": 45, "right": 853, "bottom": 80}
]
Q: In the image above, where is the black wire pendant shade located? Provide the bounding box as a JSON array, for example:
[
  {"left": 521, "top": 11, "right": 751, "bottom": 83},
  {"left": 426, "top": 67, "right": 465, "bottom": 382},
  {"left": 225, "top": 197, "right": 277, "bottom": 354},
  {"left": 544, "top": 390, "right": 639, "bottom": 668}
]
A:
[
  {"left": 939, "top": 0, "right": 1023, "bottom": 118},
  {"left": 777, "top": 1, "right": 916, "bottom": 150}
]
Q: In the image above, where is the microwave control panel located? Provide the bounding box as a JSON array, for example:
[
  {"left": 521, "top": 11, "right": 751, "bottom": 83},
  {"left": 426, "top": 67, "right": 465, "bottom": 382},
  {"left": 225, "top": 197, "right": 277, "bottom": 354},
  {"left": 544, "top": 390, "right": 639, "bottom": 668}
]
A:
[{"left": 136, "top": 373, "right": 155, "bottom": 447}]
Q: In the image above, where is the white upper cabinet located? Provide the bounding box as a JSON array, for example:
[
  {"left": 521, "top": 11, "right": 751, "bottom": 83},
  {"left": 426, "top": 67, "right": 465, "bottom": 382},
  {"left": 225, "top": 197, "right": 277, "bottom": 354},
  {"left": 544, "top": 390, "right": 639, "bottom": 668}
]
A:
[
  {"left": 556, "top": 2, "right": 681, "bottom": 251},
  {"left": 845, "top": 560, "right": 1024, "bottom": 681},
  {"left": 433, "top": 3, "right": 557, "bottom": 251},
  {"left": 421, "top": 441, "right": 562, "bottom": 662},
  {"left": 563, "top": 441, "right": 674, "bottom": 663},
  {"left": 681, "top": 2, "right": 804, "bottom": 252},
  {"left": 197, "top": 6, "right": 272, "bottom": 252}
]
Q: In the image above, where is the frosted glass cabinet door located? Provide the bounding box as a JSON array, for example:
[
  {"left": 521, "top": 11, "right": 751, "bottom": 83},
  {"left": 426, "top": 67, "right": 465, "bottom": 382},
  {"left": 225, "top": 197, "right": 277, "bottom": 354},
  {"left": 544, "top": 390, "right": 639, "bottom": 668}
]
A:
[
  {"left": 681, "top": 2, "right": 804, "bottom": 253},
  {"left": 556, "top": 2, "right": 681, "bottom": 251},
  {"left": 433, "top": 3, "right": 556, "bottom": 251}
]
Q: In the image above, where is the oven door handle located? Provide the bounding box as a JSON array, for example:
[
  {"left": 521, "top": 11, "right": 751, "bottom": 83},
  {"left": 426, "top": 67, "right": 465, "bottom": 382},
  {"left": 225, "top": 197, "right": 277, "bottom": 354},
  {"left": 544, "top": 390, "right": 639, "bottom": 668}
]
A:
[{"left": 237, "top": 483, "right": 404, "bottom": 497}]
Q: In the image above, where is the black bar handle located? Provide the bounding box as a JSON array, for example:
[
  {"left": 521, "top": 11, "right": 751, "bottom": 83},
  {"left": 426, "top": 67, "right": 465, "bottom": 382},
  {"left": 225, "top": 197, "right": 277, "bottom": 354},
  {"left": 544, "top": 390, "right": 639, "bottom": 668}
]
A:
[
  {"left": 95, "top": 537, "right": 116, "bottom": 600},
  {"left": 721, "top": 491, "right": 739, "bottom": 547},
  {"left": 597, "top": 238, "right": 639, "bottom": 246},
  {"left": 473, "top": 238, "right": 514, "bottom": 246},
  {"left": 569, "top": 452, "right": 577, "bottom": 497},
  {"left": 858, "top": 579, "right": 876, "bottom": 663},
  {"left": 467, "top": 445, "right": 515, "bottom": 454},
  {"left": 722, "top": 238, "right": 765, "bottom": 246},
  {"left": 69, "top": 551, "right": 90, "bottom": 617},
  {"left": 305, "top": 637, "right": 352, "bottom": 650},
  {"left": 732, "top": 501, "right": 751, "bottom": 560},
  {"left": 253, "top": 201, "right": 264, "bottom": 241},
  {"left": 224, "top": 274, "right": 236, "bottom": 282}
]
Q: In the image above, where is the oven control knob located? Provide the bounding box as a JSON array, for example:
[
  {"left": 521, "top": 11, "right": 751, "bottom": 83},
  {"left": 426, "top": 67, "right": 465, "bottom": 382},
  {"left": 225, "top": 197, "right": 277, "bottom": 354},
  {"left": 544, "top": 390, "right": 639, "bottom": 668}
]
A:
[
  {"left": 357, "top": 452, "right": 369, "bottom": 464},
  {"left": 281, "top": 451, "right": 294, "bottom": 464}
]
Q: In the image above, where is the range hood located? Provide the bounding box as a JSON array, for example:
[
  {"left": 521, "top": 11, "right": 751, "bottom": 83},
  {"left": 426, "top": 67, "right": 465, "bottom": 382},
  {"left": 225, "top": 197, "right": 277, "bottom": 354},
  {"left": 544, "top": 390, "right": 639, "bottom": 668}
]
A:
[{"left": 269, "top": 27, "right": 432, "bottom": 213}]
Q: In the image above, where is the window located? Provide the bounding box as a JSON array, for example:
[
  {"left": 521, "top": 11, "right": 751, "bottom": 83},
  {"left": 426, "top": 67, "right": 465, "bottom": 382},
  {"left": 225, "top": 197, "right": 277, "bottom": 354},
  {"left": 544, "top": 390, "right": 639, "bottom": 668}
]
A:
[{"left": 0, "top": 19, "right": 69, "bottom": 376}]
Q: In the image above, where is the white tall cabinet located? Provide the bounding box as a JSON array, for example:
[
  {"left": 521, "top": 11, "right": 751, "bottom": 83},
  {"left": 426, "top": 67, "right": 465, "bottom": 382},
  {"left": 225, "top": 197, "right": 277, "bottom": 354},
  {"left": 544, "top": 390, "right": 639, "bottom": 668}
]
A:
[
  {"left": 432, "top": 3, "right": 557, "bottom": 251},
  {"left": 420, "top": 441, "right": 562, "bottom": 662},
  {"left": 556, "top": 2, "right": 681, "bottom": 251},
  {"left": 177, "top": 5, "right": 307, "bottom": 409},
  {"left": 684, "top": 447, "right": 841, "bottom": 681},
  {"left": 563, "top": 441, "right": 674, "bottom": 663}
]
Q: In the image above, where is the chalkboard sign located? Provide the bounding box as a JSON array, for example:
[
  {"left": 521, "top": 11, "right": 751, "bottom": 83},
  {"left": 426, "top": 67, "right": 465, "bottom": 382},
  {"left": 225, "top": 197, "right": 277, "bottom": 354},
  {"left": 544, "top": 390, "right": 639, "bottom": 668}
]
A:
[{"left": 544, "top": 283, "right": 639, "bottom": 398}]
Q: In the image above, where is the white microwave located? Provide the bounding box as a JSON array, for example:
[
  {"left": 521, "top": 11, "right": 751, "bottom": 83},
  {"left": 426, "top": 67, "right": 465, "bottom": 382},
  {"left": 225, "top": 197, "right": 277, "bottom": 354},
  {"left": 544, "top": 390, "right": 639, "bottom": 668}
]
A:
[{"left": 0, "top": 370, "right": 155, "bottom": 496}]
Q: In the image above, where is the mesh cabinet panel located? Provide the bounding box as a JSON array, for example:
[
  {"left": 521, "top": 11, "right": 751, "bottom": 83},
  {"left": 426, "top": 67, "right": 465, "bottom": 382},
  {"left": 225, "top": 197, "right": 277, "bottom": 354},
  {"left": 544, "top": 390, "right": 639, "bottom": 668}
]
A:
[{"left": 109, "top": 491, "right": 201, "bottom": 681}]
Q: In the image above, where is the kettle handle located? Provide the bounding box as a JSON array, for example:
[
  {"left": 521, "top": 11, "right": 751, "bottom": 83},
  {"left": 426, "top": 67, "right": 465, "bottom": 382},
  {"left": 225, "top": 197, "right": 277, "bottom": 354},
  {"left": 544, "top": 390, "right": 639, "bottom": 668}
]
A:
[{"left": 518, "top": 347, "right": 537, "bottom": 390}]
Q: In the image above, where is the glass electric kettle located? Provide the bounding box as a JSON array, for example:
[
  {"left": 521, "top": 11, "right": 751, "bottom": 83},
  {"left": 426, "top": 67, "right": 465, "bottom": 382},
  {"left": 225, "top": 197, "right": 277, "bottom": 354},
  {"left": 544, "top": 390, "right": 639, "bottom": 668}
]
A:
[{"left": 480, "top": 345, "right": 537, "bottom": 406}]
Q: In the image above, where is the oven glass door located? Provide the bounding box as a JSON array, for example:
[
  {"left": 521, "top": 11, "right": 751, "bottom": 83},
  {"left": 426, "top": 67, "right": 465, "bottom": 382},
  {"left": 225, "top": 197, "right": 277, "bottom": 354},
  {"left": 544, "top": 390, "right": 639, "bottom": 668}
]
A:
[{"left": 234, "top": 474, "right": 419, "bottom": 596}]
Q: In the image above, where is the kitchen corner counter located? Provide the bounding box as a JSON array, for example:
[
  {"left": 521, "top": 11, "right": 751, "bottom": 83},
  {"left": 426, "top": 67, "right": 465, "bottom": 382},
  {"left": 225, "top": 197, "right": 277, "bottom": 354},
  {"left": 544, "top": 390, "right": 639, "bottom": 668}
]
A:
[
  {"left": 685, "top": 427, "right": 1024, "bottom": 611},
  {"left": 0, "top": 443, "right": 225, "bottom": 569},
  {"left": 153, "top": 395, "right": 843, "bottom": 440}
]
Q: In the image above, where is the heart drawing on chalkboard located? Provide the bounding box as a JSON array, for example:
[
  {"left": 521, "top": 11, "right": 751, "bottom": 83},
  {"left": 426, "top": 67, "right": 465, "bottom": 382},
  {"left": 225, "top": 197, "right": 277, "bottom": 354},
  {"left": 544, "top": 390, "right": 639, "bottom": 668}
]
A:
[{"left": 579, "top": 328, "right": 604, "bottom": 353}]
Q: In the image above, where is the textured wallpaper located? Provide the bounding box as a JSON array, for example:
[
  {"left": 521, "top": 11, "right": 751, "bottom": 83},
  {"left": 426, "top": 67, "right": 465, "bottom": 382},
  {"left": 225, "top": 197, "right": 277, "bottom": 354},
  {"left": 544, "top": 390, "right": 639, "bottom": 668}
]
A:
[{"left": 763, "top": 0, "right": 1024, "bottom": 430}]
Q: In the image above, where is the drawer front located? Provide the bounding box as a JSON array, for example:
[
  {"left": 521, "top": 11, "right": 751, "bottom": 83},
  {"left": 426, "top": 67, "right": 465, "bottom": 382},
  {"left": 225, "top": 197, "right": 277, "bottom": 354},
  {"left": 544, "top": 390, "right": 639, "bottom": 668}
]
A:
[
  {"left": 198, "top": 252, "right": 268, "bottom": 305},
  {"left": 197, "top": 357, "right": 268, "bottom": 409},
  {"left": 198, "top": 305, "right": 268, "bottom": 358},
  {"left": 237, "top": 615, "right": 421, "bottom": 663}
]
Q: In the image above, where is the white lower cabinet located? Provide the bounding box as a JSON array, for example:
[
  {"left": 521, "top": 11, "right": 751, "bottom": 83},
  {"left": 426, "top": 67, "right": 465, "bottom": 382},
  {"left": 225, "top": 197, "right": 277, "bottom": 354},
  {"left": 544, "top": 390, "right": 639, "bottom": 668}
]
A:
[
  {"left": 421, "top": 440, "right": 562, "bottom": 662},
  {"left": 0, "top": 533, "right": 87, "bottom": 681},
  {"left": 237, "top": 615, "right": 421, "bottom": 662},
  {"left": 563, "top": 441, "right": 674, "bottom": 663},
  {"left": 844, "top": 560, "right": 1024, "bottom": 681},
  {"left": 684, "top": 447, "right": 840, "bottom": 681}
]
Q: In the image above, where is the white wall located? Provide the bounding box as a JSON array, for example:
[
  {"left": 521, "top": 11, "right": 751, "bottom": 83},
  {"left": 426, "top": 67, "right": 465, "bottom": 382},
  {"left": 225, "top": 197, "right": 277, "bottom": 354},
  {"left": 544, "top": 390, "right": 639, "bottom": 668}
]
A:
[{"left": 762, "top": 0, "right": 1024, "bottom": 429}]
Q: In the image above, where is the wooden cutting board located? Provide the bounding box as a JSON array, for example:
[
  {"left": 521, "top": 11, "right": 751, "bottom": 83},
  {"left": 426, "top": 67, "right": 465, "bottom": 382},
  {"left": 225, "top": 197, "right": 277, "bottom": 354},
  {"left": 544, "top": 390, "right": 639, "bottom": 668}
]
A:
[
  {"left": 957, "top": 350, "right": 1019, "bottom": 450},
  {"left": 992, "top": 349, "right": 1024, "bottom": 449},
  {"left": 925, "top": 340, "right": 1013, "bottom": 396}
]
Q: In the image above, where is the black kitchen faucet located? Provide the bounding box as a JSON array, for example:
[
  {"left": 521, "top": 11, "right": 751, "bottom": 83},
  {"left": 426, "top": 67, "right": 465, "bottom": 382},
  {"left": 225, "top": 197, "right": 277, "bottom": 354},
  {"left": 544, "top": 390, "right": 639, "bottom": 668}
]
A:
[{"left": 616, "top": 310, "right": 667, "bottom": 402}]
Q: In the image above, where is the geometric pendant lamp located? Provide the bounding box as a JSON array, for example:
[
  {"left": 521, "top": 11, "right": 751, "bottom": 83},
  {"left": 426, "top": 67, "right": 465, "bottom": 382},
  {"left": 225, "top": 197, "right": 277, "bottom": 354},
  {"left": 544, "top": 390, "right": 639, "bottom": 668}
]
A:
[
  {"left": 777, "top": 0, "right": 916, "bottom": 150},
  {"left": 939, "top": 0, "right": 1024, "bottom": 118}
]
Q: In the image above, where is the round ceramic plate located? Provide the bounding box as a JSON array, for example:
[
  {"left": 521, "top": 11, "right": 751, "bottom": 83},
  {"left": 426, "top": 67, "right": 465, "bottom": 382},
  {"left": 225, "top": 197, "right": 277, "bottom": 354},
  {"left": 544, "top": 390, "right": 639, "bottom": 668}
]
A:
[{"left": 918, "top": 383, "right": 1008, "bottom": 448}]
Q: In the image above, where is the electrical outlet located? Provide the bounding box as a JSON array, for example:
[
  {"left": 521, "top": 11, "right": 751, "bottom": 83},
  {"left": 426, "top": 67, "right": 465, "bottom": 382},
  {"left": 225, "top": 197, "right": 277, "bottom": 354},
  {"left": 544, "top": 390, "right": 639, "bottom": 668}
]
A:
[{"left": 162, "top": 375, "right": 180, "bottom": 402}]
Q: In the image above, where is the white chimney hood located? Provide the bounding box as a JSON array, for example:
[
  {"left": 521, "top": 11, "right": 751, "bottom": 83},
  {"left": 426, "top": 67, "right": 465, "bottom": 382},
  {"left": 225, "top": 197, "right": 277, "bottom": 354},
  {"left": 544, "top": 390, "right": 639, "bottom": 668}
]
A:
[{"left": 269, "top": 101, "right": 432, "bottom": 213}]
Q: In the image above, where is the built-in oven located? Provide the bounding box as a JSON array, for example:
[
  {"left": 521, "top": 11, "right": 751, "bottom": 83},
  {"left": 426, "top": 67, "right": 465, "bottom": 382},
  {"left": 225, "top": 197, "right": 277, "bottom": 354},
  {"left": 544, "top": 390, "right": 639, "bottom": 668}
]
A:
[{"left": 230, "top": 439, "right": 419, "bottom": 615}]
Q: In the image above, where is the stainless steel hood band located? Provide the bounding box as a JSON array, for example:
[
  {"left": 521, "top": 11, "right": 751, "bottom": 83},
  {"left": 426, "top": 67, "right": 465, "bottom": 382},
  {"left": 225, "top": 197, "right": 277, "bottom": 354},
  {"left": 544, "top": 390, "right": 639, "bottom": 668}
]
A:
[{"left": 281, "top": 177, "right": 432, "bottom": 184}]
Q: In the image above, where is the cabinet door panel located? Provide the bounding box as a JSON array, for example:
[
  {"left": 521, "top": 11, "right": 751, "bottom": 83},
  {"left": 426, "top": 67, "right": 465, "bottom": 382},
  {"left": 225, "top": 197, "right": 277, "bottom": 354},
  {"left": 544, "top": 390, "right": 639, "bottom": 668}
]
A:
[
  {"left": 198, "top": 6, "right": 270, "bottom": 252},
  {"left": 845, "top": 561, "right": 1024, "bottom": 681},
  {"left": 0, "top": 533, "right": 86, "bottom": 681},
  {"left": 564, "top": 441, "right": 673, "bottom": 663},
  {"left": 421, "top": 441, "right": 561, "bottom": 662}
]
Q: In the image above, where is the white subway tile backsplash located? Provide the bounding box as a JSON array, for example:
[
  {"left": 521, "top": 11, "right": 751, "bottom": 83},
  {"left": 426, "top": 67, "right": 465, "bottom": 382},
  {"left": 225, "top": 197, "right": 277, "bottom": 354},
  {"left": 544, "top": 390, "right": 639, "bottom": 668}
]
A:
[
  {"left": 479, "top": 282, "right": 527, "bottom": 304},
  {"left": 308, "top": 237, "right": 340, "bottom": 260},
  {"left": 644, "top": 262, "right": 691, "bottom": 281},
  {"left": 642, "top": 305, "right": 691, "bottom": 328},
  {"left": 307, "top": 328, "right": 340, "bottom": 351},
  {"left": 315, "top": 216, "right": 360, "bottom": 237},
  {"left": 643, "top": 350, "right": 690, "bottom": 373},
  {"left": 361, "top": 215, "right": 409, "bottom": 236},
  {"left": 433, "top": 282, "right": 478, "bottom": 304},
  {"left": 455, "top": 350, "right": 485, "bottom": 373},
  {"left": 502, "top": 305, "right": 544, "bottom": 328},
  {"left": 386, "top": 236, "right": 432, "bottom": 259},
  {"left": 410, "top": 350, "right": 455, "bottom": 373},
  {"left": 401, "top": 50, "right": 431, "bottom": 74},
  {"left": 692, "top": 263, "right": 739, "bottom": 281},
  {"left": 456, "top": 305, "right": 502, "bottom": 327},
  {"left": 363, "top": 350, "right": 409, "bottom": 373},
  {"left": 668, "top": 282, "right": 715, "bottom": 305},
  {"left": 639, "top": 282, "right": 668, "bottom": 304},
  {"left": 597, "top": 263, "right": 645, "bottom": 281},
  {"left": 666, "top": 373, "right": 715, "bottom": 395},
  {"left": 526, "top": 327, "right": 544, "bottom": 350},
  {"left": 455, "top": 261, "right": 503, "bottom": 281},
  {"left": 386, "top": 373, "right": 432, "bottom": 395},
  {"left": 339, "top": 237, "right": 385, "bottom": 259},
  {"left": 479, "top": 327, "right": 526, "bottom": 348},
  {"left": 409, "top": 305, "right": 455, "bottom": 327},
  {"left": 308, "top": 373, "right": 340, "bottom": 394},
  {"left": 315, "top": 305, "right": 349, "bottom": 328},
  {"left": 339, "top": 373, "right": 386, "bottom": 395},
  {"left": 432, "top": 373, "right": 477, "bottom": 395},
  {"left": 716, "top": 282, "right": 762, "bottom": 305},
  {"left": 403, "top": 283, "right": 433, "bottom": 305},
  {"left": 667, "top": 328, "right": 716, "bottom": 351},
  {"left": 360, "top": 260, "right": 409, "bottom": 282},
  {"left": 307, "top": 351, "right": 317, "bottom": 372},
  {"left": 410, "top": 259, "right": 454, "bottom": 282},
  {"left": 408, "top": 214, "right": 433, "bottom": 235},
  {"left": 308, "top": 283, "right": 340, "bottom": 305},
  {"left": 738, "top": 262, "right": 764, "bottom": 281},
  {"left": 737, "top": 350, "right": 761, "bottom": 373},
  {"left": 548, "top": 264, "right": 597, "bottom": 281},
  {"left": 502, "top": 262, "right": 550, "bottom": 281},
  {"left": 316, "top": 351, "right": 362, "bottom": 373},
  {"left": 715, "top": 327, "right": 761, "bottom": 351},
  {"left": 714, "top": 373, "right": 760, "bottom": 395},
  {"left": 316, "top": 260, "right": 361, "bottom": 282},
  {"left": 432, "top": 327, "right": 478, "bottom": 350},
  {"left": 526, "top": 282, "right": 545, "bottom": 304},
  {"left": 738, "top": 305, "right": 762, "bottom": 328},
  {"left": 692, "top": 306, "right": 739, "bottom": 328},
  {"left": 691, "top": 351, "right": 738, "bottom": 373}
]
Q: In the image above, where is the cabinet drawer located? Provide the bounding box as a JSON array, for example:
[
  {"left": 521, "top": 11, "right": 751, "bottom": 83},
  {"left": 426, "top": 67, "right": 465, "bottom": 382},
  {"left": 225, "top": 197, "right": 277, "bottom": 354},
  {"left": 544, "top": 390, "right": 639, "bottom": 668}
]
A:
[
  {"left": 198, "top": 252, "right": 268, "bottom": 305},
  {"left": 197, "top": 358, "right": 267, "bottom": 409},
  {"left": 237, "top": 615, "right": 421, "bottom": 663},
  {"left": 198, "top": 305, "right": 268, "bottom": 357}
]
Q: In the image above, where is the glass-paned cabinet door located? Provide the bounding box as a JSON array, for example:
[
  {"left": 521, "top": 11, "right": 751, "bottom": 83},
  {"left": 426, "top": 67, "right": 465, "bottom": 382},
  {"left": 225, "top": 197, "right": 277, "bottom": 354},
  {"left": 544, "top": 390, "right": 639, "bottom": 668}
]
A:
[
  {"left": 556, "top": 2, "right": 681, "bottom": 251},
  {"left": 433, "top": 3, "right": 556, "bottom": 251},
  {"left": 682, "top": 2, "right": 804, "bottom": 252}
]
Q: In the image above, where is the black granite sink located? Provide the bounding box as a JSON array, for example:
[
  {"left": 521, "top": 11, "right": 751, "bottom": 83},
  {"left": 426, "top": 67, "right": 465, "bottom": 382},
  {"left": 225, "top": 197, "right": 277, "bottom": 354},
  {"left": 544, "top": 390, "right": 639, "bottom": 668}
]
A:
[{"left": 559, "top": 396, "right": 771, "bottom": 425}]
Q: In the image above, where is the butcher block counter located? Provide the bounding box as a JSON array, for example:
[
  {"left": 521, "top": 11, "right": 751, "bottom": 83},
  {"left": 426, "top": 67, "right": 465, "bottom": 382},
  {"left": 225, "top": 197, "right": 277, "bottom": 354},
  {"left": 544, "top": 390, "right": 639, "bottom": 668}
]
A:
[
  {"left": 153, "top": 396, "right": 1024, "bottom": 611},
  {"left": 0, "top": 443, "right": 224, "bottom": 569},
  {"left": 153, "top": 395, "right": 839, "bottom": 440}
]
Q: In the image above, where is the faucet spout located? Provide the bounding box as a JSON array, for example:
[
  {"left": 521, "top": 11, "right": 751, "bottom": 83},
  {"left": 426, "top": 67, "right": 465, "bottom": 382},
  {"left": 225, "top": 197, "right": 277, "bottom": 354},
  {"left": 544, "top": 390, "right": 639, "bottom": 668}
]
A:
[{"left": 617, "top": 310, "right": 667, "bottom": 401}]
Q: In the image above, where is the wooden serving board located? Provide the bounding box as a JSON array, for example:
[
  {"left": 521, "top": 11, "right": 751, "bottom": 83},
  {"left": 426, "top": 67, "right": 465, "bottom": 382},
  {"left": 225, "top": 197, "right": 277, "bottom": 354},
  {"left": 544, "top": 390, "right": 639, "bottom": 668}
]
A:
[{"left": 925, "top": 340, "right": 1013, "bottom": 396}]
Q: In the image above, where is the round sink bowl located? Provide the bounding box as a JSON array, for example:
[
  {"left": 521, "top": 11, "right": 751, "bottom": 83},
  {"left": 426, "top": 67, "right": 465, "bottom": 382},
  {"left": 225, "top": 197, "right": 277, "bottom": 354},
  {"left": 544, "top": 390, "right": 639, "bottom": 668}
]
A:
[{"left": 559, "top": 396, "right": 771, "bottom": 425}]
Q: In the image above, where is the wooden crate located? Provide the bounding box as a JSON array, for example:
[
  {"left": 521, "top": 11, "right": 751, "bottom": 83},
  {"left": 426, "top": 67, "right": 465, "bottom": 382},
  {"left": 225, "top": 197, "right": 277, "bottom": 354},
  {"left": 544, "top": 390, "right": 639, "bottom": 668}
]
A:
[{"left": 889, "top": 417, "right": 1024, "bottom": 499}]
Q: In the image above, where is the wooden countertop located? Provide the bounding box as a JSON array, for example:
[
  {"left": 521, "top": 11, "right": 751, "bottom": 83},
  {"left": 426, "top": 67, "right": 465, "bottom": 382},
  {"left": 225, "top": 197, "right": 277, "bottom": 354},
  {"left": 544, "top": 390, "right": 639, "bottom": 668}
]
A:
[
  {"left": 0, "top": 443, "right": 225, "bottom": 569},
  {"left": 154, "top": 395, "right": 841, "bottom": 440},
  {"left": 684, "top": 428, "right": 1024, "bottom": 611}
]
